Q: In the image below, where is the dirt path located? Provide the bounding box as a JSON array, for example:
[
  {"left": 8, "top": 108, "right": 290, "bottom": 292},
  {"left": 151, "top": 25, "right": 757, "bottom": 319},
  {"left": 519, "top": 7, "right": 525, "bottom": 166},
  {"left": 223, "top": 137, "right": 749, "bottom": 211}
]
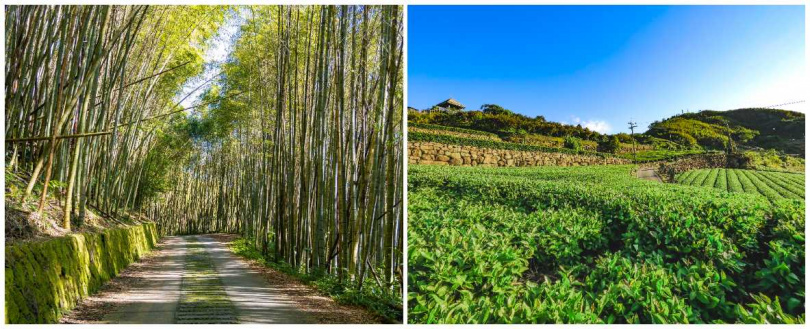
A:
[
  {"left": 62, "top": 234, "right": 356, "bottom": 324},
  {"left": 637, "top": 167, "right": 663, "bottom": 182}
]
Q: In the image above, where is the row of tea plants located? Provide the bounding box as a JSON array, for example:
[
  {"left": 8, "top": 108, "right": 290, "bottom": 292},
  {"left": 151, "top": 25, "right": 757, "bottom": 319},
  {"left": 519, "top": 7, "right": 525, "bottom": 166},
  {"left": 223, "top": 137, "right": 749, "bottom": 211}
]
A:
[
  {"left": 408, "top": 165, "right": 804, "bottom": 324},
  {"left": 676, "top": 168, "right": 804, "bottom": 201}
]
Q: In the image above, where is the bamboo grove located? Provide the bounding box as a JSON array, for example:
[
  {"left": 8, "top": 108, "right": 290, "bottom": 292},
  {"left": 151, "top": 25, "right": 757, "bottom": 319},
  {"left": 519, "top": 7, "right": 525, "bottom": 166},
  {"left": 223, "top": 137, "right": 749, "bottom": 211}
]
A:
[
  {"left": 5, "top": 5, "right": 227, "bottom": 228},
  {"left": 5, "top": 5, "right": 403, "bottom": 300},
  {"left": 148, "top": 6, "right": 405, "bottom": 296}
]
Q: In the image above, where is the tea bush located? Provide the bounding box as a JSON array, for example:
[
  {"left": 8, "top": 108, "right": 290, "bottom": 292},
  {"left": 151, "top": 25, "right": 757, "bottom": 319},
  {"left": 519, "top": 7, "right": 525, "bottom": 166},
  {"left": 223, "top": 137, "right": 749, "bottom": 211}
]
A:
[
  {"left": 408, "top": 165, "right": 804, "bottom": 323},
  {"left": 676, "top": 168, "right": 804, "bottom": 201}
]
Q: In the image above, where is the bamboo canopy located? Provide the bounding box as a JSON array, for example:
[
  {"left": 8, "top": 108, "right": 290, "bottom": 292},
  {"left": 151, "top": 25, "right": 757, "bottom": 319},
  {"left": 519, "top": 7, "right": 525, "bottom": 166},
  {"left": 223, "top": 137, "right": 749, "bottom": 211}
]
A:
[{"left": 5, "top": 4, "right": 403, "bottom": 302}]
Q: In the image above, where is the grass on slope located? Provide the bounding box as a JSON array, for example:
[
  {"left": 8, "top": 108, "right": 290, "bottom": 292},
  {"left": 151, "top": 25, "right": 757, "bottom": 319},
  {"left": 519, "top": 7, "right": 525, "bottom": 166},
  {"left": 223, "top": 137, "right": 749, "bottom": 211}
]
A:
[
  {"left": 617, "top": 149, "right": 707, "bottom": 162},
  {"left": 5, "top": 167, "right": 147, "bottom": 243},
  {"left": 408, "top": 132, "right": 614, "bottom": 157}
]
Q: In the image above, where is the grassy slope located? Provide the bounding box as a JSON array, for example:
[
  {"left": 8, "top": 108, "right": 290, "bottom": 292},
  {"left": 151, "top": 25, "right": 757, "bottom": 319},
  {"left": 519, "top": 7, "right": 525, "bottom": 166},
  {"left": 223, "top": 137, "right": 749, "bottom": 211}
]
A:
[
  {"left": 5, "top": 168, "right": 147, "bottom": 243},
  {"left": 408, "top": 123, "right": 707, "bottom": 163},
  {"left": 647, "top": 108, "right": 804, "bottom": 155}
]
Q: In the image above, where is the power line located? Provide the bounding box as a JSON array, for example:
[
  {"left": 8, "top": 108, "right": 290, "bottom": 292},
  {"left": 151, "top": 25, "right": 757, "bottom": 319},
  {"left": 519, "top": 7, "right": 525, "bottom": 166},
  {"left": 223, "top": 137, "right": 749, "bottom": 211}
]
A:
[{"left": 761, "top": 100, "right": 805, "bottom": 109}]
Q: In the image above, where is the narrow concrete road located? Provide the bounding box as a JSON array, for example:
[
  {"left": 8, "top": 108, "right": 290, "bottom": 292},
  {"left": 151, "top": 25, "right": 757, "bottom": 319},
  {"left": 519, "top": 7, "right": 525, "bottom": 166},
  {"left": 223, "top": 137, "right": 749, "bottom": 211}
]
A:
[
  {"left": 197, "top": 235, "right": 317, "bottom": 324},
  {"left": 67, "top": 235, "right": 316, "bottom": 324},
  {"left": 637, "top": 167, "right": 663, "bottom": 182},
  {"left": 103, "top": 236, "right": 186, "bottom": 323}
]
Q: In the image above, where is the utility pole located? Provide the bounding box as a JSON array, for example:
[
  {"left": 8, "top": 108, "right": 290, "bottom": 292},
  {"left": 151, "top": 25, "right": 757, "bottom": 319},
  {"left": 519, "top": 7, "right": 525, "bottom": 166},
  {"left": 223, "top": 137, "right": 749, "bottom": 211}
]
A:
[
  {"left": 628, "top": 121, "right": 638, "bottom": 162},
  {"left": 725, "top": 122, "right": 735, "bottom": 154}
]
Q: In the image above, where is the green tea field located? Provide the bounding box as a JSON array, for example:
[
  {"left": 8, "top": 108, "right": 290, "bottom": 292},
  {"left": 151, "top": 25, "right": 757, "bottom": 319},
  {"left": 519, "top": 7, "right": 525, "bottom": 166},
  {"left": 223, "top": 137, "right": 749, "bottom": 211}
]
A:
[
  {"left": 676, "top": 168, "right": 804, "bottom": 201},
  {"left": 408, "top": 165, "right": 805, "bottom": 324}
]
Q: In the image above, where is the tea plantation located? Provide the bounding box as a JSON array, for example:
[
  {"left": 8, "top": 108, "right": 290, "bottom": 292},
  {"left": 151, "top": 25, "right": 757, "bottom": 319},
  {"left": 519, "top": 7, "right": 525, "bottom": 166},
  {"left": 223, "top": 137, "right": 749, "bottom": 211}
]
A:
[
  {"left": 408, "top": 165, "right": 804, "bottom": 324},
  {"left": 676, "top": 168, "right": 804, "bottom": 201}
]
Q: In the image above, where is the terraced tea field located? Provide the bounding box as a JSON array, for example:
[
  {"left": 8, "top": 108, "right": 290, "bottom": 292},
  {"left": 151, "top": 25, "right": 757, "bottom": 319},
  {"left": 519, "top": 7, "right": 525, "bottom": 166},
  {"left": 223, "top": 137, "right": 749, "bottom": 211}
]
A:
[
  {"left": 676, "top": 169, "right": 804, "bottom": 201},
  {"left": 409, "top": 165, "right": 804, "bottom": 324}
]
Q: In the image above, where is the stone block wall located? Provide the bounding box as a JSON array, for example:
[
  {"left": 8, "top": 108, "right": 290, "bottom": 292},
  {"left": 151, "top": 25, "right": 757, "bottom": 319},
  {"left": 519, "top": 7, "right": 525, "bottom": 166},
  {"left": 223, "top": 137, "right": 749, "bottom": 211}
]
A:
[
  {"left": 5, "top": 223, "right": 159, "bottom": 324},
  {"left": 408, "top": 142, "right": 631, "bottom": 167}
]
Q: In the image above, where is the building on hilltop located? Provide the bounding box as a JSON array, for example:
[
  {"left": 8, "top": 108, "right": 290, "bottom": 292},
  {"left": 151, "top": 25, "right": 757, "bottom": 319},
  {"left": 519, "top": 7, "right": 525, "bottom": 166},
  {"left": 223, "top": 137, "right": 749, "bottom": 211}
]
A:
[{"left": 422, "top": 98, "right": 466, "bottom": 114}]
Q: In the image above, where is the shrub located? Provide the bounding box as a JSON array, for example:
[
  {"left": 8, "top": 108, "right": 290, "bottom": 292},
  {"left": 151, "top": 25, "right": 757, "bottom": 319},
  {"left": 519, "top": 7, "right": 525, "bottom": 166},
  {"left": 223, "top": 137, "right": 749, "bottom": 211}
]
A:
[
  {"left": 598, "top": 136, "right": 621, "bottom": 154},
  {"left": 563, "top": 136, "right": 582, "bottom": 152}
]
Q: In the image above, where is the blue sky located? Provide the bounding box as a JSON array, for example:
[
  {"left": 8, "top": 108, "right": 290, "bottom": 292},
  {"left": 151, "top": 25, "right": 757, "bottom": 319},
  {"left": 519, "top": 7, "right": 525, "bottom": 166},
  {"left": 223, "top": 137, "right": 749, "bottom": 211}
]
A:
[
  {"left": 177, "top": 9, "right": 244, "bottom": 110},
  {"left": 408, "top": 5, "right": 805, "bottom": 134}
]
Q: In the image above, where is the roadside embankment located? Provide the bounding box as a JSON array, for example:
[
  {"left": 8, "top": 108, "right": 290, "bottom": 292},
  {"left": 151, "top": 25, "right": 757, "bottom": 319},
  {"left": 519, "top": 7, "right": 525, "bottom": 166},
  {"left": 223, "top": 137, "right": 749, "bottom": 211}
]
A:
[{"left": 5, "top": 223, "right": 159, "bottom": 324}]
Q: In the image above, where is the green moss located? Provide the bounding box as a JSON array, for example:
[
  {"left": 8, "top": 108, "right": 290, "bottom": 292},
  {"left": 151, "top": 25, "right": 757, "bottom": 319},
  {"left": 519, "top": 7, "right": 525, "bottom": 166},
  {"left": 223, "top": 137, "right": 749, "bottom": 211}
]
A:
[{"left": 4, "top": 223, "right": 159, "bottom": 324}]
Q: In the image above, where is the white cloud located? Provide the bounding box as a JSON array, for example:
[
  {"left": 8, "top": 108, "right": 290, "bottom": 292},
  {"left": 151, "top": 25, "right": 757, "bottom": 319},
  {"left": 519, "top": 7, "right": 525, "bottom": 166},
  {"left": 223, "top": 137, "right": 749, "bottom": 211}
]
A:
[
  {"left": 582, "top": 120, "right": 612, "bottom": 134},
  {"left": 568, "top": 116, "right": 612, "bottom": 134}
]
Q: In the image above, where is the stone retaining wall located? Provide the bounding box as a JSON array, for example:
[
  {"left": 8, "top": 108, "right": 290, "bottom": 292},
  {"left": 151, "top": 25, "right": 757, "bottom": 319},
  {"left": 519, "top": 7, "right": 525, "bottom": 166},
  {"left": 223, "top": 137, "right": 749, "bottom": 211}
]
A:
[
  {"left": 5, "top": 223, "right": 159, "bottom": 324},
  {"left": 408, "top": 142, "right": 631, "bottom": 167}
]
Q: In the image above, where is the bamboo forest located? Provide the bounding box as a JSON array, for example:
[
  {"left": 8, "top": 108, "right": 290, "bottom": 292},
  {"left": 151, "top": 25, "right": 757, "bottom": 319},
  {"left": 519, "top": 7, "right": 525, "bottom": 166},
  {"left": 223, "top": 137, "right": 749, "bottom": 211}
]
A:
[{"left": 4, "top": 5, "right": 403, "bottom": 324}]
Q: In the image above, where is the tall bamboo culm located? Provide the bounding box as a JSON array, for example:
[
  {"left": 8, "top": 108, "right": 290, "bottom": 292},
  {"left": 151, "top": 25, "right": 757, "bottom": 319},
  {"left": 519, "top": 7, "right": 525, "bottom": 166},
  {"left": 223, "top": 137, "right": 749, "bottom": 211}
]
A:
[
  {"left": 147, "top": 5, "right": 404, "bottom": 296},
  {"left": 5, "top": 5, "right": 227, "bottom": 228}
]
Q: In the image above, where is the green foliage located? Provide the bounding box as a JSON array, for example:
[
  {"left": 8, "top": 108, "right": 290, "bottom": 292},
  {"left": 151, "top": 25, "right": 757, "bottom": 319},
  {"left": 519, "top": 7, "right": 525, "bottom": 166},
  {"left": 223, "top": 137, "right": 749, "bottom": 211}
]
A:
[
  {"left": 408, "top": 108, "right": 603, "bottom": 141},
  {"left": 409, "top": 132, "right": 614, "bottom": 157},
  {"left": 480, "top": 104, "right": 513, "bottom": 116},
  {"left": 617, "top": 149, "right": 708, "bottom": 162},
  {"left": 5, "top": 223, "right": 159, "bottom": 324},
  {"left": 230, "top": 238, "right": 402, "bottom": 323},
  {"left": 135, "top": 114, "right": 198, "bottom": 208},
  {"left": 676, "top": 168, "right": 804, "bottom": 202},
  {"left": 735, "top": 294, "right": 805, "bottom": 324},
  {"left": 647, "top": 117, "right": 742, "bottom": 149},
  {"left": 409, "top": 123, "right": 500, "bottom": 138},
  {"left": 563, "top": 136, "right": 582, "bottom": 153},
  {"left": 597, "top": 136, "right": 621, "bottom": 154},
  {"left": 408, "top": 165, "right": 804, "bottom": 324},
  {"left": 646, "top": 108, "right": 804, "bottom": 154},
  {"left": 744, "top": 149, "right": 805, "bottom": 173}
]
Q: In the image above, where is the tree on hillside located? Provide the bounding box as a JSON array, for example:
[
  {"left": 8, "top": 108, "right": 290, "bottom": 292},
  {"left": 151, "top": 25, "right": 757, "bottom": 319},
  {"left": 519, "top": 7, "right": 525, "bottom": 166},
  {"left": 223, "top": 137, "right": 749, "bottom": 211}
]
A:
[
  {"left": 598, "top": 136, "right": 622, "bottom": 154},
  {"left": 564, "top": 136, "right": 582, "bottom": 152},
  {"left": 481, "top": 104, "right": 512, "bottom": 116}
]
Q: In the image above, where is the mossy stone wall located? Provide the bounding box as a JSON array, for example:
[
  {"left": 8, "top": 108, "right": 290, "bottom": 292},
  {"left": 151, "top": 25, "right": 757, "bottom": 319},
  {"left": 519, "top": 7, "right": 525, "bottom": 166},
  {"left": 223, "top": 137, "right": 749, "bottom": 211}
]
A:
[{"left": 4, "top": 223, "right": 159, "bottom": 324}]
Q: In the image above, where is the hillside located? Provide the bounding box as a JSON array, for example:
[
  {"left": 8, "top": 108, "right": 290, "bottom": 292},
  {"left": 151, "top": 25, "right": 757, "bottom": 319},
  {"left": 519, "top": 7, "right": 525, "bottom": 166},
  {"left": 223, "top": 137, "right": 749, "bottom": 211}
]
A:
[
  {"left": 408, "top": 105, "right": 606, "bottom": 141},
  {"left": 4, "top": 167, "right": 147, "bottom": 243},
  {"left": 646, "top": 108, "right": 805, "bottom": 155}
]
